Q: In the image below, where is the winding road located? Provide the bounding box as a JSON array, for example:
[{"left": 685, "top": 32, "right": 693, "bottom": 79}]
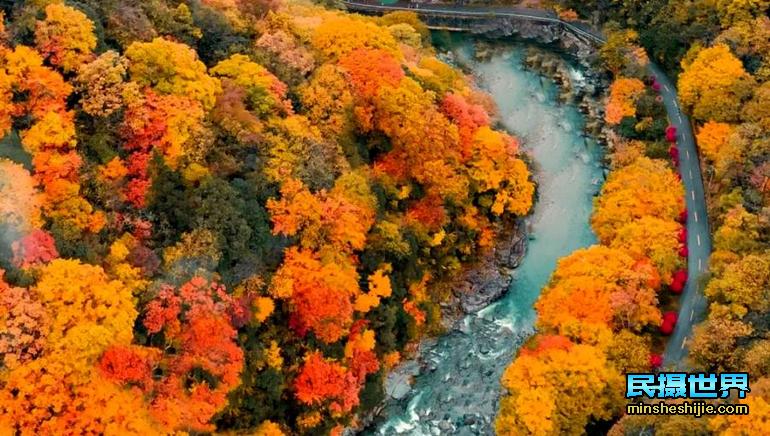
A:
[
  {"left": 343, "top": 0, "right": 712, "bottom": 366},
  {"left": 651, "top": 64, "right": 712, "bottom": 367}
]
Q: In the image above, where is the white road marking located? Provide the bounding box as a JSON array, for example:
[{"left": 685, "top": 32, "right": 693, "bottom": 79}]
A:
[
  {"left": 697, "top": 234, "right": 701, "bottom": 246},
  {"left": 678, "top": 114, "right": 683, "bottom": 123},
  {"left": 694, "top": 211, "right": 699, "bottom": 222},
  {"left": 681, "top": 338, "right": 687, "bottom": 350},
  {"left": 689, "top": 169, "right": 693, "bottom": 179},
  {"left": 664, "top": 84, "right": 670, "bottom": 92},
  {"left": 690, "top": 309, "right": 694, "bottom": 322},
  {"left": 691, "top": 190, "right": 695, "bottom": 200},
  {"left": 686, "top": 149, "right": 690, "bottom": 159},
  {"left": 699, "top": 258, "right": 702, "bottom": 271}
]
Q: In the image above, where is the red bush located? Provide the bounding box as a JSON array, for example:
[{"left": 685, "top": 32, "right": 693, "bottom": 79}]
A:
[
  {"left": 649, "top": 353, "right": 663, "bottom": 369},
  {"left": 670, "top": 269, "right": 687, "bottom": 294},
  {"left": 660, "top": 311, "right": 678, "bottom": 335},
  {"left": 678, "top": 227, "right": 687, "bottom": 243},
  {"left": 678, "top": 209, "right": 688, "bottom": 223},
  {"left": 666, "top": 126, "right": 677, "bottom": 142}
]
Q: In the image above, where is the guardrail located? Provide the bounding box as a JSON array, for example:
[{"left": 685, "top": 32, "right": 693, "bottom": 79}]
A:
[{"left": 341, "top": 1, "right": 606, "bottom": 44}]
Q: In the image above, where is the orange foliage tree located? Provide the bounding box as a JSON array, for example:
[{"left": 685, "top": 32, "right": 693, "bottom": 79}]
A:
[
  {"left": 267, "top": 178, "right": 374, "bottom": 255},
  {"left": 269, "top": 247, "right": 359, "bottom": 343},
  {"left": 605, "top": 77, "right": 645, "bottom": 125},
  {"left": 0, "top": 260, "right": 159, "bottom": 434},
  {"left": 536, "top": 246, "right": 662, "bottom": 339}
]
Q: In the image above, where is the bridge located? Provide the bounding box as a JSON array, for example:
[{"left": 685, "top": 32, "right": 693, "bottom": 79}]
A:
[{"left": 343, "top": 0, "right": 711, "bottom": 368}]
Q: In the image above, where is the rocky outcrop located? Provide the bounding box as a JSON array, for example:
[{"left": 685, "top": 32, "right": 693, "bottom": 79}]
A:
[
  {"left": 520, "top": 47, "right": 610, "bottom": 141},
  {"left": 430, "top": 221, "right": 526, "bottom": 331},
  {"left": 471, "top": 18, "right": 597, "bottom": 61},
  {"left": 454, "top": 222, "right": 526, "bottom": 314}
]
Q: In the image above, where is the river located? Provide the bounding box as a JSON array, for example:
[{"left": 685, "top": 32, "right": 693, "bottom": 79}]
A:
[{"left": 369, "top": 36, "right": 605, "bottom": 435}]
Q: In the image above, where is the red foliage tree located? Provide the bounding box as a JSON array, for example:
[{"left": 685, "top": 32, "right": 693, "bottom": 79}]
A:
[
  {"left": 104, "top": 277, "right": 247, "bottom": 432},
  {"left": 11, "top": 229, "right": 58, "bottom": 268},
  {"left": 271, "top": 248, "right": 358, "bottom": 343},
  {"left": 294, "top": 351, "right": 360, "bottom": 414},
  {"left": 405, "top": 194, "right": 448, "bottom": 231},
  {"left": 98, "top": 345, "right": 159, "bottom": 391},
  {"left": 670, "top": 269, "right": 687, "bottom": 294},
  {"left": 441, "top": 92, "right": 490, "bottom": 158}
]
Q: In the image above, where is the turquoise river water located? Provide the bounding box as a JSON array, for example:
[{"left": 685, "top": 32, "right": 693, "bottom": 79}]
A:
[{"left": 371, "top": 37, "right": 605, "bottom": 435}]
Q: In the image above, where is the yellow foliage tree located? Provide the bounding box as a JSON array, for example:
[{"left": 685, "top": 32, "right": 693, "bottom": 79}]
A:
[
  {"left": 311, "top": 15, "right": 399, "bottom": 60},
  {"left": 678, "top": 44, "right": 755, "bottom": 122},
  {"left": 469, "top": 126, "right": 534, "bottom": 216},
  {"left": 610, "top": 216, "right": 684, "bottom": 285},
  {"left": 496, "top": 340, "right": 623, "bottom": 435},
  {"left": 592, "top": 157, "right": 683, "bottom": 244},
  {"left": 125, "top": 37, "right": 221, "bottom": 109},
  {"left": 33, "top": 259, "right": 137, "bottom": 362},
  {"left": 34, "top": 3, "right": 96, "bottom": 73}
]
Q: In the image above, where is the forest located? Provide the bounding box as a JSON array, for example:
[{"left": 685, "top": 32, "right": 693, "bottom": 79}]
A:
[
  {"left": 495, "top": 0, "right": 770, "bottom": 434},
  {"left": 0, "top": 0, "right": 536, "bottom": 434},
  {"left": 1, "top": 0, "right": 768, "bottom": 434}
]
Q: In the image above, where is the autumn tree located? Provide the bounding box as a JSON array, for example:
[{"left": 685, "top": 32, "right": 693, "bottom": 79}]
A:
[
  {"left": 34, "top": 4, "right": 97, "bottom": 73},
  {"left": 269, "top": 247, "right": 359, "bottom": 343},
  {"left": 689, "top": 310, "right": 752, "bottom": 371},
  {"left": 0, "top": 271, "right": 48, "bottom": 369},
  {"left": 267, "top": 178, "right": 374, "bottom": 255},
  {"left": 0, "top": 260, "right": 159, "bottom": 434},
  {"left": 124, "top": 37, "right": 221, "bottom": 109},
  {"left": 75, "top": 51, "right": 132, "bottom": 117},
  {"left": 468, "top": 126, "right": 534, "bottom": 216},
  {"left": 261, "top": 116, "right": 348, "bottom": 190},
  {"left": 536, "top": 245, "right": 662, "bottom": 337},
  {"left": 294, "top": 351, "right": 360, "bottom": 414},
  {"left": 496, "top": 338, "right": 623, "bottom": 435},
  {"left": 678, "top": 44, "right": 755, "bottom": 122},
  {"left": 600, "top": 29, "right": 648, "bottom": 76},
  {"left": 743, "top": 81, "right": 770, "bottom": 129},
  {"left": 298, "top": 64, "right": 355, "bottom": 138},
  {"left": 129, "top": 276, "right": 245, "bottom": 432},
  {"left": 11, "top": 229, "right": 58, "bottom": 268},
  {"left": 696, "top": 120, "right": 740, "bottom": 166},
  {"left": 0, "top": 159, "right": 43, "bottom": 235},
  {"left": 211, "top": 54, "right": 292, "bottom": 116},
  {"left": 710, "top": 378, "right": 770, "bottom": 434},
  {"left": 592, "top": 157, "right": 683, "bottom": 244},
  {"left": 609, "top": 216, "right": 684, "bottom": 285},
  {"left": 605, "top": 77, "right": 645, "bottom": 125},
  {"left": 705, "top": 252, "right": 770, "bottom": 313},
  {"left": 311, "top": 15, "right": 399, "bottom": 60}
]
